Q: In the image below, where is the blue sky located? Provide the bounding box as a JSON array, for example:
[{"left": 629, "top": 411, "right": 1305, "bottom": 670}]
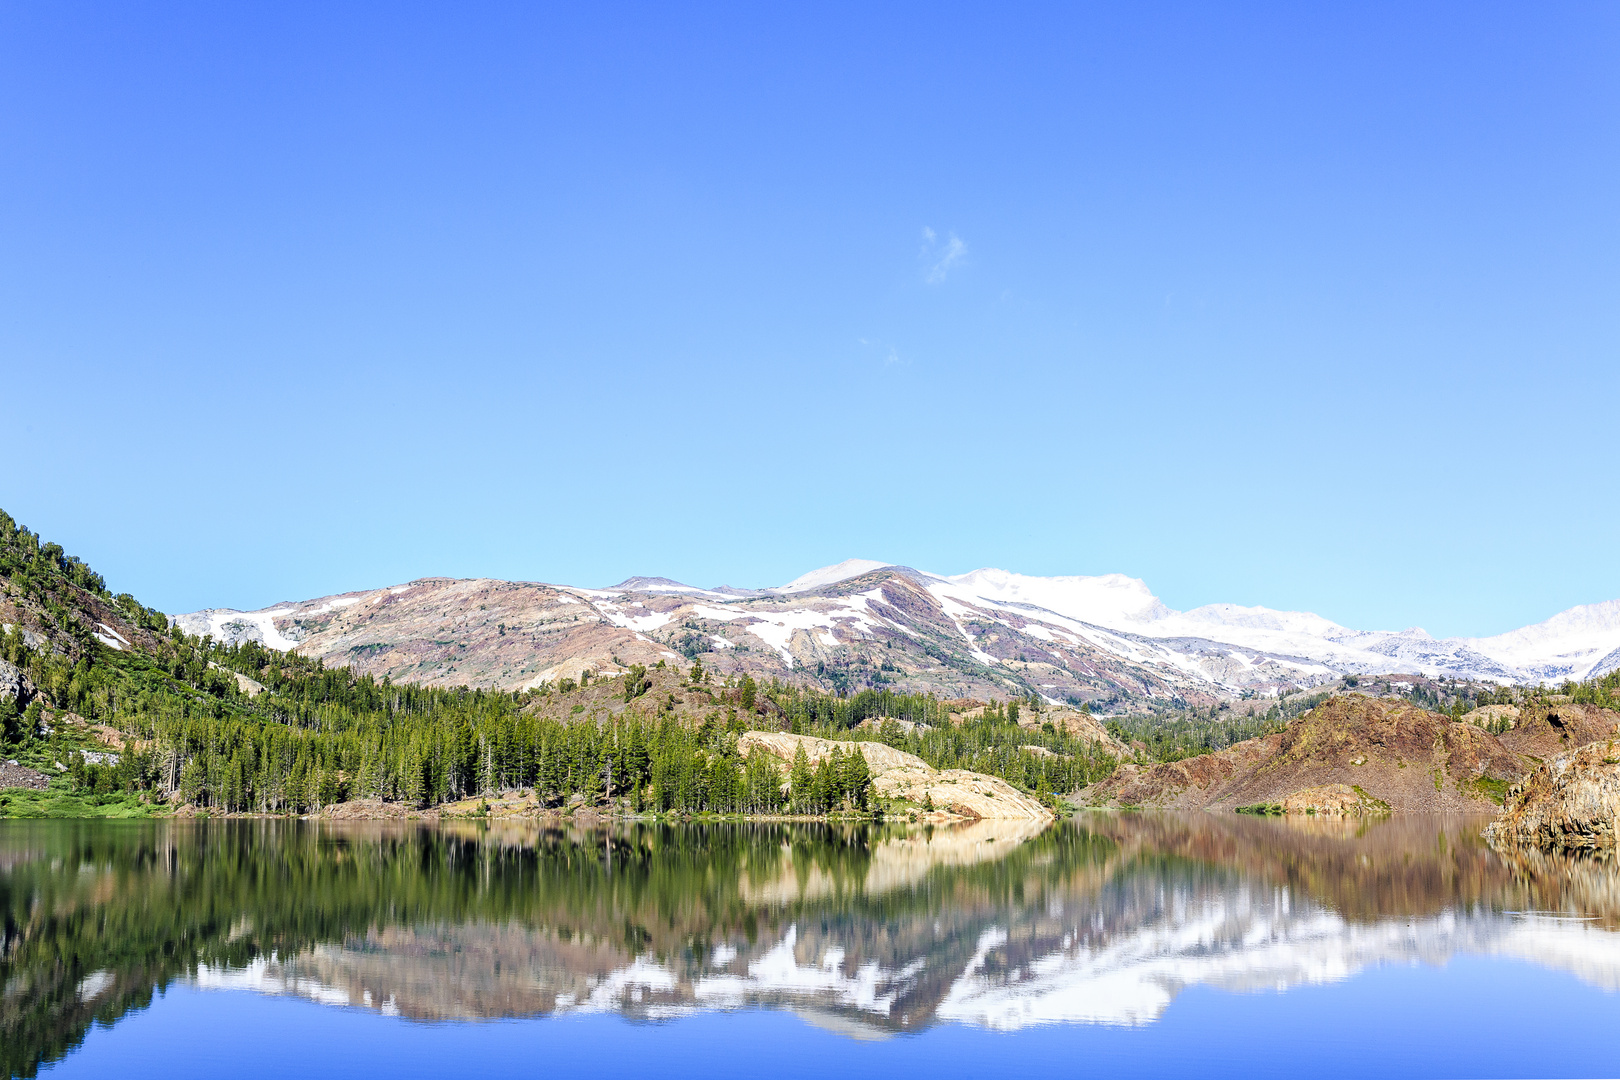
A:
[{"left": 2, "top": 2, "right": 1616, "bottom": 637}]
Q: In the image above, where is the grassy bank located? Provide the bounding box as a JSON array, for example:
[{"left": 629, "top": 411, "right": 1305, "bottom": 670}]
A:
[{"left": 0, "top": 784, "right": 160, "bottom": 818}]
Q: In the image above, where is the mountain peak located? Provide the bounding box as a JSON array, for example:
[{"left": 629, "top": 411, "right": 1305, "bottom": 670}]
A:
[
  {"left": 608, "top": 577, "right": 732, "bottom": 598},
  {"left": 774, "top": 559, "right": 895, "bottom": 594}
]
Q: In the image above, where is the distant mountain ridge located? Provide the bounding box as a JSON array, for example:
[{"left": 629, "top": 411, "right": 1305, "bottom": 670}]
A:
[{"left": 176, "top": 560, "right": 1620, "bottom": 706}]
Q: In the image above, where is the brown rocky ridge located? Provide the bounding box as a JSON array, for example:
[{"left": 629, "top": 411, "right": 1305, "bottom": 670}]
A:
[
  {"left": 1485, "top": 738, "right": 1620, "bottom": 850},
  {"left": 1085, "top": 694, "right": 1614, "bottom": 813}
]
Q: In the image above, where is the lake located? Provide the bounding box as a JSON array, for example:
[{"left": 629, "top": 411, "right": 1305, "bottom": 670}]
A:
[{"left": 4, "top": 812, "right": 1619, "bottom": 1079}]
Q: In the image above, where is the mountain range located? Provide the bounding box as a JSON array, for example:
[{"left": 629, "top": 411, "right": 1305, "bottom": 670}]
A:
[{"left": 177, "top": 559, "right": 1620, "bottom": 708}]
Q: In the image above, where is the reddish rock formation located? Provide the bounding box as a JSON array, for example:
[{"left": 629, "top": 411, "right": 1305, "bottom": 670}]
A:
[{"left": 1087, "top": 695, "right": 1533, "bottom": 813}]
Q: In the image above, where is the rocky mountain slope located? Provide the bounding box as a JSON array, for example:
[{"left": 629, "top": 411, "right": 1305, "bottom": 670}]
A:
[
  {"left": 179, "top": 560, "right": 1620, "bottom": 707},
  {"left": 1085, "top": 695, "right": 1620, "bottom": 813}
]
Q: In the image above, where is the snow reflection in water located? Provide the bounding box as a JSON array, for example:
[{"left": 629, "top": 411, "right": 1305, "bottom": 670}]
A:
[{"left": 173, "top": 814, "right": 1620, "bottom": 1034}]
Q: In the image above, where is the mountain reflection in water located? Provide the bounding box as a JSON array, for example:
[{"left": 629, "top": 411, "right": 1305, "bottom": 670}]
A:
[{"left": 4, "top": 812, "right": 1620, "bottom": 1076}]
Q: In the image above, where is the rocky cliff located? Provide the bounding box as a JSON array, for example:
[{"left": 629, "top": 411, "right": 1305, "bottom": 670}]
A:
[{"left": 1485, "top": 739, "right": 1620, "bottom": 849}]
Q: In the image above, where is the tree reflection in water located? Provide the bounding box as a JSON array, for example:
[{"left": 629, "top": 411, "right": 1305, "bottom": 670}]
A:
[{"left": 4, "top": 813, "right": 1619, "bottom": 1078}]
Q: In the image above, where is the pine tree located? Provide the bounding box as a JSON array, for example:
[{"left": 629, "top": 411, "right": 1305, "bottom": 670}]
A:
[
  {"left": 816, "top": 746, "right": 843, "bottom": 812},
  {"left": 179, "top": 757, "right": 206, "bottom": 807},
  {"left": 843, "top": 747, "right": 872, "bottom": 811},
  {"left": 789, "top": 743, "right": 813, "bottom": 811}
]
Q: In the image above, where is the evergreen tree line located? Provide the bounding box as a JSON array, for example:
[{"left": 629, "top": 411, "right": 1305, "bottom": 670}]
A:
[
  {"left": 1102, "top": 692, "right": 1329, "bottom": 763},
  {"left": 4, "top": 618, "right": 888, "bottom": 815},
  {"left": 0, "top": 510, "right": 109, "bottom": 598},
  {"left": 2, "top": 610, "right": 1033, "bottom": 814},
  {"left": 4, "top": 609, "right": 1111, "bottom": 812},
  {"left": 777, "top": 692, "right": 1115, "bottom": 795}
]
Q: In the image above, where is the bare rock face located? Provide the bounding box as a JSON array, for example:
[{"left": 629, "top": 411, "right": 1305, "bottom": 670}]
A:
[
  {"left": 1278, "top": 783, "right": 1389, "bottom": 816},
  {"left": 1485, "top": 740, "right": 1620, "bottom": 850},
  {"left": 0, "top": 659, "right": 33, "bottom": 704},
  {"left": 1091, "top": 732, "right": 1284, "bottom": 810},
  {"left": 735, "top": 731, "right": 1053, "bottom": 821},
  {"left": 1462, "top": 704, "right": 1521, "bottom": 729}
]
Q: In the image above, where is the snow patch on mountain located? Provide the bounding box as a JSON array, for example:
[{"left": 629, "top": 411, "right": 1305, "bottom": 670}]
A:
[
  {"left": 591, "top": 600, "right": 675, "bottom": 634},
  {"left": 177, "top": 608, "right": 304, "bottom": 651},
  {"left": 93, "top": 622, "right": 128, "bottom": 651}
]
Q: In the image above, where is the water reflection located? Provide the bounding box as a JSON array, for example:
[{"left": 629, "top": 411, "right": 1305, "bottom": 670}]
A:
[{"left": 3, "top": 813, "right": 1620, "bottom": 1077}]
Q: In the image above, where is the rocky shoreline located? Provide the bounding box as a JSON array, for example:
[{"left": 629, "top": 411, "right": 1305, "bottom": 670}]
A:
[{"left": 1485, "top": 739, "right": 1620, "bottom": 850}]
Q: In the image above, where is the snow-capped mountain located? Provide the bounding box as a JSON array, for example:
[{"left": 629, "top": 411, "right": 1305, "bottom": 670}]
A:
[
  {"left": 176, "top": 561, "right": 1620, "bottom": 705},
  {"left": 772, "top": 561, "right": 1620, "bottom": 688}
]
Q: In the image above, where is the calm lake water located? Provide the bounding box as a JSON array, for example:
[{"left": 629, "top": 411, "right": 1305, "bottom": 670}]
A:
[{"left": 4, "top": 812, "right": 1620, "bottom": 1079}]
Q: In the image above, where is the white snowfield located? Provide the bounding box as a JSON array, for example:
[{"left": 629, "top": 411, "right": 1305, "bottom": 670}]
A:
[
  {"left": 179, "top": 606, "right": 306, "bottom": 651},
  {"left": 175, "top": 560, "right": 1620, "bottom": 693}
]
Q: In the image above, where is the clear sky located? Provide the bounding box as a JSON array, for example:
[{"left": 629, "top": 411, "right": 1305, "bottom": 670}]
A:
[{"left": 2, "top": 2, "right": 1617, "bottom": 637}]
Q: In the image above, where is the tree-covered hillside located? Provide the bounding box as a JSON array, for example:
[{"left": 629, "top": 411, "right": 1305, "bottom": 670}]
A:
[{"left": 0, "top": 510, "right": 1113, "bottom": 816}]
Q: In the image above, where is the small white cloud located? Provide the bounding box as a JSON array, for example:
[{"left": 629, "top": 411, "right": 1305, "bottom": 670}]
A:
[
  {"left": 920, "top": 227, "right": 966, "bottom": 284},
  {"left": 857, "top": 337, "right": 908, "bottom": 367}
]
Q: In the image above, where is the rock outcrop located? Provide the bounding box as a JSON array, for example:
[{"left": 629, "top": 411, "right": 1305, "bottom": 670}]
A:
[
  {"left": 1090, "top": 731, "right": 1285, "bottom": 810},
  {"left": 735, "top": 731, "right": 1053, "bottom": 821},
  {"left": 1485, "top": 740, "right": 1620, "bottom": 850},
  {"left": 1461, "top": 703, "right": 1521, "bottom": 730},
  {"left": 1496, "top": 703, "right": 1620, "bottom": 760},
  {"left": 1025, "top": 707, "right": 1136, "bottom": 759},
  {"left": 1277, "top": 783, "right": 1390, "bottom": 816},
  {"left": 1087, "top": 695, "right": 1527, "bottom": 813},
  {"left": 0, "top": 659, "right": 33, "bottom": 705}
]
